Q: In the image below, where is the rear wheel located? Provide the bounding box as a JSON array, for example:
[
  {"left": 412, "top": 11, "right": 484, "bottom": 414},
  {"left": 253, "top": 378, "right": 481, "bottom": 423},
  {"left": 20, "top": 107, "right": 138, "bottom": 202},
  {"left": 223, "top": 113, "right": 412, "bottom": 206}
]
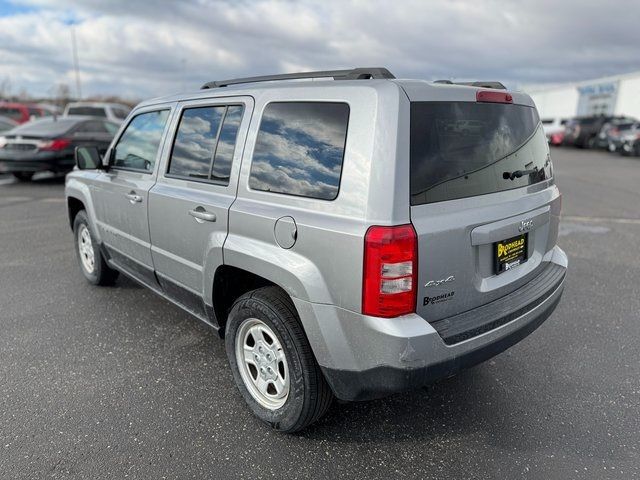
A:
[
  {"left": 225, "top": 286, "right": 333, "bottom": 432},
  {"left": 73, "top": 210, "right": 119, "bottom": 286},
  {"left": 12, "top": 172, "right": 34, "bottom": 181}
]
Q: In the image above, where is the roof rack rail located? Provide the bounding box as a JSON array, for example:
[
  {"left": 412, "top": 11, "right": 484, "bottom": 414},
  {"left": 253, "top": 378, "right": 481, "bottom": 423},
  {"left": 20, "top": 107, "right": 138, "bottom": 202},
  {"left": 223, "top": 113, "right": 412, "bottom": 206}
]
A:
[
  {"left": 201, "top": 67, "right": 395, "bottom": 89},
  {"left": 434, "top": 80, "right": 507, "bottom": 90}
]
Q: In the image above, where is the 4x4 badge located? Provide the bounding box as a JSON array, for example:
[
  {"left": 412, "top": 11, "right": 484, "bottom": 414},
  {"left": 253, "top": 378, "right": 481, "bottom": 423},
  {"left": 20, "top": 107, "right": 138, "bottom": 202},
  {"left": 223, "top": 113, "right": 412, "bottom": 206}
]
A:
[{"left": 424, "top": 275, "right": 455, "bottom": 288}]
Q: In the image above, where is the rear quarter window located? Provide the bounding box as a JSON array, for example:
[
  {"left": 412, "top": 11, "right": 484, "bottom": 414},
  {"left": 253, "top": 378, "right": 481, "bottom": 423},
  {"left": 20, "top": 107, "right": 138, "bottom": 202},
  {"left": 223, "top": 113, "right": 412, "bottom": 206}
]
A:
[{"left": 249, "top": 102, "right": 349, "bottom": 201}]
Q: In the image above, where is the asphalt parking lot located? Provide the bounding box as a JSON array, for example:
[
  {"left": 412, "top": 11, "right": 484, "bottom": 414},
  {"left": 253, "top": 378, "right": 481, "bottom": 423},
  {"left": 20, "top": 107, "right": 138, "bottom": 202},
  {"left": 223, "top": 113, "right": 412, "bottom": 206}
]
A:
[{"left": 1, "top": 148, "right": 639, "bottom": 479}]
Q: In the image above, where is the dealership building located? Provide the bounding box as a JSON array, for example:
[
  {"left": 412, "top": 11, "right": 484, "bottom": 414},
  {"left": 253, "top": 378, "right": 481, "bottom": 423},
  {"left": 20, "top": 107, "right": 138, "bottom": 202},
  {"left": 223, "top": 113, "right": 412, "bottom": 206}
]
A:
[{"left": 523, "top": 70, "right": 640, "bottom": 121}]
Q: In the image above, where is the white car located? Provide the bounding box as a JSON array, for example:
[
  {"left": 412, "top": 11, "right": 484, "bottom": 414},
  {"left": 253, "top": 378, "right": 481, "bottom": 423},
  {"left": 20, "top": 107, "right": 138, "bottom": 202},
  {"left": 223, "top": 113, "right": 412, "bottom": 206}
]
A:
[
  {"left": 63, "top": 102, "right": 131, "bottom": 123},
  {"left": 541, "top": 118, "right": 568, "bottom": 143}
]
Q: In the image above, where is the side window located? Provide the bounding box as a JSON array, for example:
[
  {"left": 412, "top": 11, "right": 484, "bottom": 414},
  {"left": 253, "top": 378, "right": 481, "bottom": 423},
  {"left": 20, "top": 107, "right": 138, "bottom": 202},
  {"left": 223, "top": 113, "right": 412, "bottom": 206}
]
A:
[
  {"left": 113, "top": 110, "right": 170, "bottom": 172},
  {"left": 167, "top": 104, "right": 244, "bottom": 184},
  {"left": 212, "top": 105, "right": 243, "bottom": 182},
  {"left": 249, "top": 102, "right": 349, "bottom": 200}
]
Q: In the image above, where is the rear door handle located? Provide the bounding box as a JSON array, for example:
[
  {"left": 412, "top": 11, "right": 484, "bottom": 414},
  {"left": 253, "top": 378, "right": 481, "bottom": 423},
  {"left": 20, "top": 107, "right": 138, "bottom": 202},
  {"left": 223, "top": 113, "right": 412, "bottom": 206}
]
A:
[
  {"left": 125, "top": 193, "right": 143, "bottom": 204},
  {"left": 188, "top": 208, "right": 216, "bottom": 223}
]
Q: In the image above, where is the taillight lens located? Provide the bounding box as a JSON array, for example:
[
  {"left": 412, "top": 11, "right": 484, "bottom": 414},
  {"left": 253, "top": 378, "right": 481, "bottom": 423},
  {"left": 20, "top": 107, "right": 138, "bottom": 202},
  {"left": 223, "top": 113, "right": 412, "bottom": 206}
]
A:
[
  {"left": 362, "top": 224, "right": 417, "bottom": 318},
  {"left": 39, "top": 138, "right": 71, "bottom": 151}
]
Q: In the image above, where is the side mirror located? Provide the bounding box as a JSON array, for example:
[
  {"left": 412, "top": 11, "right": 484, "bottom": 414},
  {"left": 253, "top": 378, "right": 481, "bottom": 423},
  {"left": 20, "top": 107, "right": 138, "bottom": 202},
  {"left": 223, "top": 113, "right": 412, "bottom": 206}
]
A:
[{"left": 75, "top": 146, "right": 104, "bottom": 170}]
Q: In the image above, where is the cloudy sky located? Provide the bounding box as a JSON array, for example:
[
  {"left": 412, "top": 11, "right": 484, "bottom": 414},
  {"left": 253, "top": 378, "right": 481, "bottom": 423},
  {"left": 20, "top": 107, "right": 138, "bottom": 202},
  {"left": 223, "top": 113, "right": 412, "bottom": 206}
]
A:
[{"left": 0, "top": 0, "right": 639, "bottom": 100}]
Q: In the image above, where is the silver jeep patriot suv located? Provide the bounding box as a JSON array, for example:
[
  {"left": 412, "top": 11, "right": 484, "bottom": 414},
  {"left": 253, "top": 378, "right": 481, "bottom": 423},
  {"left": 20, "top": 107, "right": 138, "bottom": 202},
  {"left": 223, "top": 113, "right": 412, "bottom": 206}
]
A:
[{"left": 66, "top": 68, "right": 567, "bottom": 432}]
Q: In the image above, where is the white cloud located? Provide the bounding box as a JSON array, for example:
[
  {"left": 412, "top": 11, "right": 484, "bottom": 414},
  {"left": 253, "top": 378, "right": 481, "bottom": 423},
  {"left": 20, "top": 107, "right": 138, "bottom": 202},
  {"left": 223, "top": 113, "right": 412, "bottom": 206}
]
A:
[{"left": 0, "top": 0, "right": 639, "bottom": 100}]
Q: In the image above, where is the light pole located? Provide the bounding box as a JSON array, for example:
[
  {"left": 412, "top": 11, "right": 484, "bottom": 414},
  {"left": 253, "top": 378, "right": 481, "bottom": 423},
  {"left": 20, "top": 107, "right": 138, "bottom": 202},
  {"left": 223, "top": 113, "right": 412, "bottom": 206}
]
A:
[{"left": 71, "top": 25, "right": 82, "bottom": 99}]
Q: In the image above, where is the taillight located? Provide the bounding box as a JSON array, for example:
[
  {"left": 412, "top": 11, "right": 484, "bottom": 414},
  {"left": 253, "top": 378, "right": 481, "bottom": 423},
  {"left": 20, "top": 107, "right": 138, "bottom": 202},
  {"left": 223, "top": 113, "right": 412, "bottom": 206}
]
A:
[
  {"left": 39, "top": 138, "right": 71, "bottom": 151},
  {"left": 362, "top": 224, "right": 417, "bottom": 318},
  {"left": 476, "top": 90, "right": 513, "bottom": 104}
]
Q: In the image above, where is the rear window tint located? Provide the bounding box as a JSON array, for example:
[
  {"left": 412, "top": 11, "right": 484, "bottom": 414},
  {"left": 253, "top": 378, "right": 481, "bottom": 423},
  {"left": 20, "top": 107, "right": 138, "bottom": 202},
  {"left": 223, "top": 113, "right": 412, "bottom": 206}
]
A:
[
  {"left": 75, "top": 120, "right": 110, "bottom": 133},
  {"left": 410, "top": 102, "right": 550, "bottom": 205},
  {"left": 67, "top": 106, "right": 107, "bottom": 117},
  {"left": 10, "top": 118, "right": 78, "bottom": 136},
  {"left": 249, "top": 102, "right": 349, "bottom": 200}
]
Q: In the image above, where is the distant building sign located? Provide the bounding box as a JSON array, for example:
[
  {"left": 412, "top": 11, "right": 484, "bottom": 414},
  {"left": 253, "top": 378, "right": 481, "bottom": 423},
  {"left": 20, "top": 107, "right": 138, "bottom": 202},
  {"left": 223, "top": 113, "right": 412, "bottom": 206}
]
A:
[{"left": 577, "top": 81, "right": 619, "bottom": 116}]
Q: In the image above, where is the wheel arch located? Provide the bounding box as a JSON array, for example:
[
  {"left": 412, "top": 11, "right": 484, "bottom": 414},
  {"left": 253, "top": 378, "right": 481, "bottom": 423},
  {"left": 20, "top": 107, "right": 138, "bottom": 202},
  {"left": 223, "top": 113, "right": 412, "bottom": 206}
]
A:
[
  {"left": 65, "top": 177, "right": 102, "bottom": 242},
  {"left": 211, "top": 265, "right": 280, "bottom": 336}
]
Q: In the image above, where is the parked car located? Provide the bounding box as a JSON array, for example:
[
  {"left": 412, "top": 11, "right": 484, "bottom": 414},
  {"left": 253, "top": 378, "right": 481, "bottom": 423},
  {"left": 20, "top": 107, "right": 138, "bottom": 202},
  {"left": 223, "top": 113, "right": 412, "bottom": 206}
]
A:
[
  {"left": 607, "top": 122, "right": 640, "bottom": 152},
  {"left": 65, "top": 67, "right": 567, "bottom": 432},
  {"left": 0, "top": 102, "right": 47, "bottom": 124},
  {"left": 541, "top": 118, "right": 567, "bottom": 145},
  {"left": 63, "top": 102, "right": 131, "bottom": 123},
  {"left": 0, "top": 116, "right": 119, "bottom": 181},
  {"left": 595, "top": 118, "right": 638, "bottom": 150},
  {"left": 619, "top": 131, "right": 640, "bottom": 157},
  {"left": 0, "top": 115, "right": 18, "bottom": 132},
  {"left": 563, "top": 115, "right": 635, "bottom": 148}
]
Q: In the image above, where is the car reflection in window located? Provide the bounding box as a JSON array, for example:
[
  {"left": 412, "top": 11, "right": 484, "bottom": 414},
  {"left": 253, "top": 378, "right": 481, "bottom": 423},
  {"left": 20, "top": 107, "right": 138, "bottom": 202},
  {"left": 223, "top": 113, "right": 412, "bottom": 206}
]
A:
[{"left": 249, "top": 102, "right": 349, "bottom": 200}]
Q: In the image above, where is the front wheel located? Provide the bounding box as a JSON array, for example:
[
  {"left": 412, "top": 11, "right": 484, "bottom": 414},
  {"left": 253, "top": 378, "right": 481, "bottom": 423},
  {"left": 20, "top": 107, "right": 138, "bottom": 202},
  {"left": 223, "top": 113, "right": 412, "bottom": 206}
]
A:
[
  {"left": 73, "top": 210, "right": 119, "bottom": 286},
  {"left": 225, "top": 286, "right": 333, "bottom": 432}
]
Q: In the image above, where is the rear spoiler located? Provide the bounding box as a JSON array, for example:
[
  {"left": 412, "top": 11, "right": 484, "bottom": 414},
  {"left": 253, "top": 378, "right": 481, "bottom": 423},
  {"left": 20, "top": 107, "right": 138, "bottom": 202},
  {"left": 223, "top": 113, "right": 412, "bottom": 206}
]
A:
[{"left": 434, "top": 80, "right": 507, "bottom": 90}]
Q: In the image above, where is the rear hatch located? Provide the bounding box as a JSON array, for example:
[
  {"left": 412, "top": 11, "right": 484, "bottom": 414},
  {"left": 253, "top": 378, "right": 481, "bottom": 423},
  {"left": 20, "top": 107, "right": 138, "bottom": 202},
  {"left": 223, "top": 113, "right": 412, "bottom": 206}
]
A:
[{"left": 401, "top": 82, "right": 560, "bottom": 324}]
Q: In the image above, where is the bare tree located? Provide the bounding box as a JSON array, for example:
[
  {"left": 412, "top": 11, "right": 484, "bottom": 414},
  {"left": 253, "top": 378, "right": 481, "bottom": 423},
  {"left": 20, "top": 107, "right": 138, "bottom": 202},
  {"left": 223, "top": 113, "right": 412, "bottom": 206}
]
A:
[
  {"left": 0, "top": 77, "right": 12, "bottom": 101},
  {"left": 54, "top": 83, "right": 71, "bottom": 108}
]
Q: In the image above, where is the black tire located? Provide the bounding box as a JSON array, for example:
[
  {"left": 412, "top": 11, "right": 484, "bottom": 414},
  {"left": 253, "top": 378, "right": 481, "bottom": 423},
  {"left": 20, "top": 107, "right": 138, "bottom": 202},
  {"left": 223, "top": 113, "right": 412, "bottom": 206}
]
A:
[
  {"left": 12, "top": 172, "right": 34, "bottom": 181},
  {"left": 225, "top": 286, "right": 333, "bottom": 432},
  {"left": 73, "top": 210, "right": 119, "bottom": 286}
]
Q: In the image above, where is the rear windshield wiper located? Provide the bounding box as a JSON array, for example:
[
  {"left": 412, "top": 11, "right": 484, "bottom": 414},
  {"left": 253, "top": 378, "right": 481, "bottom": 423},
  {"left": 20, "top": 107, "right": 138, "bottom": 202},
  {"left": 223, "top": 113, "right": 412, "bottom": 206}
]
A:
[
  {"left": 502, "top": 168, "right": 538, "bottom": 181},
  {"left": 503, "top": 158, "right": 550, "bottom": 181}
]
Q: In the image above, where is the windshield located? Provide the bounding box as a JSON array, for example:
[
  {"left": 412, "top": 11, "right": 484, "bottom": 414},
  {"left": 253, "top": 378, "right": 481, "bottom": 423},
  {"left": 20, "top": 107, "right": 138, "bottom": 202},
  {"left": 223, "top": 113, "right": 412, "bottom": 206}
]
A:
[{"left": 410, "top": 101, "right": 550, "bottom": 205}]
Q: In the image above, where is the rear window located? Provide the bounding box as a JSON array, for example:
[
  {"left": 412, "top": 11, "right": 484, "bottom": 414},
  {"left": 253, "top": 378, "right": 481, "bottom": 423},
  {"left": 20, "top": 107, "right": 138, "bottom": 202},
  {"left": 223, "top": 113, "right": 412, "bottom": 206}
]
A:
[
  {"left": 410, "top": 102, "right": 550, "bottom": 205},
  {"left": 249, "top": 102, "right": 349, "bottom": 200},
  {"left": 9, "top": 118, "right": 78, "bottom": 137},
  {"left": 67, "top": 106, "right": 107, "bottom": 117}
]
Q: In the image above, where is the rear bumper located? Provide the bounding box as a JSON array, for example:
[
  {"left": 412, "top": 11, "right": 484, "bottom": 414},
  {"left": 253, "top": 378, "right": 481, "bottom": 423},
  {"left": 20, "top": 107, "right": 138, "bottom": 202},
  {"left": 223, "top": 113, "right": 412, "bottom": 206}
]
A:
[{"left": 293, "top": 246, "right": 567, "bottom": 401}]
